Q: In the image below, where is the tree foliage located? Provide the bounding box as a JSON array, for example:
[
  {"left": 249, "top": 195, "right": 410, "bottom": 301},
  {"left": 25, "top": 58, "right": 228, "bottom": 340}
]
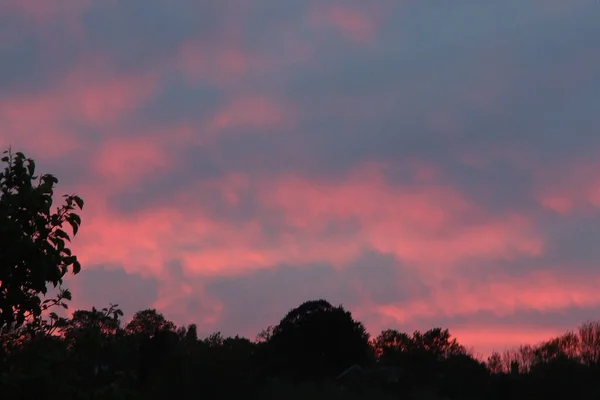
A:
[
  {"left": 125, "top": 308, "right": 176, "bottom": 337},
  {"left": 267, "top": 299, "right": 371, "bottom": 381},
  {"left": 0, "top": 149, "right": 83, "bottom": 330}
]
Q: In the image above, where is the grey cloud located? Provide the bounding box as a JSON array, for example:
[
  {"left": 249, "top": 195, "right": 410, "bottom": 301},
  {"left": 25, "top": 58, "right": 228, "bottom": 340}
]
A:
[
  {"left": 0, "top": 13, "right": 80, "bottom": 96},
  {"left": 133, "top": 76, "right": 223, "bottom": 128},
  {"left": 453, "top": 210, "right": 600, "bottom": 279},
  {"left": 94, "top": 0, "right": 600, "bottom": 220},
  {"left": 536, "top": 212, "right": 600, "bottom": 271},
  {"left": 69, "top": 264, "right": 159, "bottom": 318},
  {"left": 0, "top": 34, "right": 44, "bottom": 94},
  {"left": 82, "top": 0, "right": 221, "bottom": 73}
]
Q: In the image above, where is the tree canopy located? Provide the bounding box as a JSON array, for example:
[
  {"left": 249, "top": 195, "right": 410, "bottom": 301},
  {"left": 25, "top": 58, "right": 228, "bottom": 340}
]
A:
[
  {"left": 0, "top": 148, "right": 83, "bottom": 330},
  {"left": 267, "top": 299, "right": 372, "bottom": 381},
  {"left": 125, "top": 308, "right": 176, "bottom": 337}
]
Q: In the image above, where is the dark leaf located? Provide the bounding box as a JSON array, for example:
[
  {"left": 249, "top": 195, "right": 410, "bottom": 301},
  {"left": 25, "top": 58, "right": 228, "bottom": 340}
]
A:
[
  {"left": 27, "top": 160, "right": 35, "bottom": 176},
  {"left": 73, "top": 196, "right": 84, "bottom": 209},
  {"left": 72, "top": 260, "right": 81, "bottom": 274},
  {"left": 66, "top": 214, "right": 80, "bottom": 235},
  {"left": 54, "top": 228, "right": 71, "bottom": 241}
]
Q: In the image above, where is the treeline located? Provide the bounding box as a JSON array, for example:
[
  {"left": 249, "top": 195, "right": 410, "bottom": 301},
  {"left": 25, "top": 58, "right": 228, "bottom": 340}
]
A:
[
  {"left": 488, "top": 321, "right": 600, "bottom": 374},
  {"left": 2, "top": 299, "right": 600, "bottom": 399}
]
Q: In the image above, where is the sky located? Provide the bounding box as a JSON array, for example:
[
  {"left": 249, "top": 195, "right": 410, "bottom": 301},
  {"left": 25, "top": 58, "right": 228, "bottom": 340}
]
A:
[{"left": 1, "top": 0, "right": 600, "bottom": 357}]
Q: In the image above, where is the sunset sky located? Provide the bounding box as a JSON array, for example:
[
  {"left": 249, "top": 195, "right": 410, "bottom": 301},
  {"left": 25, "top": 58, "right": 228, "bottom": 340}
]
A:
[{"left": 2, "top": 0, "right": 600, "bottom": 357}]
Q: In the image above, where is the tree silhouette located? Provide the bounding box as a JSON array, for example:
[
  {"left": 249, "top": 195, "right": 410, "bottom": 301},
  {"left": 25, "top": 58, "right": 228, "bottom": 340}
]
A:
[
  {"left": 62, "top": 305, "right": 126, "bottom": 393},
  {"left": 412, "top": 328, "right": 467, "bottom": 359},
  {"left": 487, "top": 351, "right": 504, "bottom": 374},
  {"left": 137, "top": 322, "right": 180, "bottom": 386},
  {"left": 372, "top": 329, "right": 413, "bottom": 366},
  {"left": 373, "top": 327, "right": 466, "bottom": 364},
  {"left": 125, "top": 308, "right": 176, "bottom": 337},
  {"left": 0, "top": 149, "right": 83, "bottom": 331},
  {"left": 64, "top": 304, "right": 123, "bottom": 339},
  {"left": 579, "top": 321, "right": 600, "bottom": 366},
  {"left": 267, "top": 299, "right": 371, "bottom": 382}
]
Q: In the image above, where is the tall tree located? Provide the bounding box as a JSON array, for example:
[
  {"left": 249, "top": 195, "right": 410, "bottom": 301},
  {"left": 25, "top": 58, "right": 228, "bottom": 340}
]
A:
[
  {"left": 0, "top": 149, "right": 83, "bottom": 331},
  {"left": 487, "top": 352, "right": 504, "bottom": 374},
  {"left": 578, "top": 321, "right": 600, "bottom": 366},
  {"left": 411, "top": 328, "right": 467, "bottom": 359},
  {"left": 372, "top": 329, "right": 413, "bottom": 365},
  {"left": 267, "top": 299, "right": 372, "bottom": 381},
  {"left": 125, "top": 308, "right": 176, "bottom": 337},
  {"left": 62, "top": 305, "right": 125, "bottom": 389}
]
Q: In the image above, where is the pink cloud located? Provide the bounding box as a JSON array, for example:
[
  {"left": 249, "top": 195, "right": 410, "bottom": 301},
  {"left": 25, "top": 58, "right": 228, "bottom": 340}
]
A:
[
  {"left": 178, "top": 34, "right": 314, "bottom": 87},
  {"left": 179, "top": 42, "right": 255, "bottom": 84},
  {"left": 258, "top": 164, "right": 542, "bottom": 267},
  {"left": 205, "top": 95, "right": 294, "bottom": 137},
  {"left": 375, "top": 270, "right": 600, "bottom": 327},
  {"left": 452, "top": 326, "right": 567, "bottom": 359},
  {"left": 0, "top": 56, "right": 157, "bottom": 157},
  {"left": 310, "top": 4, "right": 383, "bottom": 44},
  {"left": 535, "top": 156, "right": 600, "bottom": 214},
  {"left": 69, "top": 161, "right": 540, "bottom": 278},
  {"left": 151, "top": 276, "right": 224, "bottom": 330},
  {"left": 91, "top": 137, "right": 175, "bottom": 189}
]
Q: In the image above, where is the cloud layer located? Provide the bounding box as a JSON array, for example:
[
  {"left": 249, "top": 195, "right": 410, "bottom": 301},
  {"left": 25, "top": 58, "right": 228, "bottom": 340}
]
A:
[{"left": 2, "top": 0, "right": 600, "bottom": 356}]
